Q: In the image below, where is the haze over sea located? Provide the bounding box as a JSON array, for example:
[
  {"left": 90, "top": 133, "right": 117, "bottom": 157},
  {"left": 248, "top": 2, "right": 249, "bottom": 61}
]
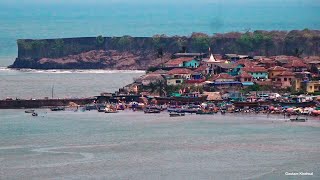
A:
[{"left": 0, "top": 0, "right": 320, "bottom": 66}]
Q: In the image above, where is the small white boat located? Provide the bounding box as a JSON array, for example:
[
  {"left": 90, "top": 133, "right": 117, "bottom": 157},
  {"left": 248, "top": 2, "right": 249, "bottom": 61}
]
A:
[{"left": 169, "top": 112, "right": 185, "bottom": 117}]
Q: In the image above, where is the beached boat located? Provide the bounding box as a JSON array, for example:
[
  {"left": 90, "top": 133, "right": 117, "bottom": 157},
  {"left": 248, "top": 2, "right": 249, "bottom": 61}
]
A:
[
  {"left": 169, "top": 112, "right": 185, "bottom": 117},
  {"left": 25, "top": 110, "right": 35, "bottom": 113}
]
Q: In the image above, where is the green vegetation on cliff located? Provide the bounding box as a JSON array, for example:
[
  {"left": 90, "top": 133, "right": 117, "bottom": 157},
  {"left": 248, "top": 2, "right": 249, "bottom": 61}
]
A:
[{"left": 13, "top": 30, "right": 320, "bottom": 69}]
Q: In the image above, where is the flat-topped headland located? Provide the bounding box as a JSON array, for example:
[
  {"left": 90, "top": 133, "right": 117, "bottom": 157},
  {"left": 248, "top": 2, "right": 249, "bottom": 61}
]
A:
[{"left": 9, "top": 29, "right": 320, "bottom": 70}]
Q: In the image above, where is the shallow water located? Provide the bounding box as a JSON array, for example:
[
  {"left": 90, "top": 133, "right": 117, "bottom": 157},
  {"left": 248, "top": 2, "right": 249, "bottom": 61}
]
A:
[{"left": 0, "top": 110, "right": 319, "bottom": 179}]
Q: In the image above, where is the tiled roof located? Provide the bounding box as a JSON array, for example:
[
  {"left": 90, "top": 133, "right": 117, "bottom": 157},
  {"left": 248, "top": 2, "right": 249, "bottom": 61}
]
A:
[
  {"left": 194, "top": 65, "right": 207, "bottom": 73},
  {"left": 268, "top": 66, "right": 288, "bottom": 71},
  {"left": 283, "top": 60, "right": 307, "bottom": 68},
  {"left": 164, "top": 57, "right": 194, "bottom": 66},
  {"left": 214, "top": 63, "right": 237, "bottom": 69},
  {"left": 242, "top": 66, "right": 267, "bottom": 73},
  {"left": 236, "top": 59, "right": 255, "bottom": 67},
  {"left": 141, "top": 74, "right": 165, "bottom": 81},
  {"left": 167, "top": 68, "right": 194, "bottom": 75},
  {"left": 275, "top": 71, "right": 295, "bottom": 77},
  {"left": 238, "top": 71, "right": 253, "bottom": 78},
  {"left": 210, "top": 73, "right": 234, "bottom": 81}
]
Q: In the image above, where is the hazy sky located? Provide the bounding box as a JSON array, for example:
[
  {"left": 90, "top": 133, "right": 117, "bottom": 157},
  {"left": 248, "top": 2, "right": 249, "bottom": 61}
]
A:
[{"left": 0, "top": 0, "right": 319, "bottom": 5}]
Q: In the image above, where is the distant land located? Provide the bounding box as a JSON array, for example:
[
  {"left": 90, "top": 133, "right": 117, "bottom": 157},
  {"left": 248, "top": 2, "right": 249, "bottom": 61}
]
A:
[{"left": 9, "top": 29, "right": 320, "bottom": 70}]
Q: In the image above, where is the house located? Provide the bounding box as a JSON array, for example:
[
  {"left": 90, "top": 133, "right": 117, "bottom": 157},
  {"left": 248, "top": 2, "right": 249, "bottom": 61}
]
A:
[
  {"left": 237, "top": 71, "right": 253, "bottom": 82},
  {"left": 204, "top": 54, "right": 222, "bottom": 74},
  {"left": 166, "top": 78, "right": 184, "bottom": 86},
  {"left": 183, "top": 59, "right": 200, "bottom": 68},
  {"left": 237, "top": 71, "right": 254, "bottom": 86},
  {"left": 268, "top": 66, "right": 289, "bottom": 79},
  {"left": 223, "top": 54, "right": 239, "bottom": 61},
  {"left": 231, "top": 59, "right": 256, "bottom": 76},
  {"left": 210, "top": 73, "right": 235, "bottom": 82},
  {"left": 283, "top": 60, "right": 308, "bottom": 72},
  {"left": 164, "top": 57, "right": 189, "bottom": 68},
  {"left": 167, "top": 68, "right": 194, "bottom": 79},
  {"left": 257, "top": 58, "right": 276, "bottom": 69},
  {"left": 242, "top": 66, "right": 268, "bottom": 79},
  {"left": 293, "top": 80, "right": 320, "bottom": 93},
  {"left": 209, "top": 62, "right": 237, "bottom": 75},
  {"left": 173, "top": 53, "right": 207, "bottom": 59},
  {"left": 307, "top": 61, "right": 320, "bottom": 74},
  {"left": 193, "top": 65, "right": 207, "bottom": 75},
  {"left": 164, "top": 57, "right": 200, "bottom": 68},
  {"left": 272, "top": 71, "right": 295, "bottom": 89},
  {"left": 206, "top": 73, "right": 242, "bottom": 91}
]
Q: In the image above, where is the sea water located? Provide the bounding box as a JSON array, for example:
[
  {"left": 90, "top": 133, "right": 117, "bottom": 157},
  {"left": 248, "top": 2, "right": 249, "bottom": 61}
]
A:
[
  {"left": 0, "top": 68, "right": 145, "bottom": 99},
  {"left": 0, "top": 110, "right": 319, "bottom": 179},
  {"left": 0, "top": 1, "right": 320, "bottom": 66}
]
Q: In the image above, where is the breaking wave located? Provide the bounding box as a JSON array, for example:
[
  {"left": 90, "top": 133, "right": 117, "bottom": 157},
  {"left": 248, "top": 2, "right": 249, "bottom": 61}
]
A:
[{"left": 0, "top": 67, "right": 145, "bottom": 74}]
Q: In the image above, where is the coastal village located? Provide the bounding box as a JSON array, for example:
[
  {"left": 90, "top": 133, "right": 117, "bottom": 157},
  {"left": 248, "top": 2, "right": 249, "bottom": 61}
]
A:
[
  {"left": 102, "top": 51, "right": 320, "bottom": 118},
  {"left": 4, "top": 50, "right": 320, "bottom": 119}
]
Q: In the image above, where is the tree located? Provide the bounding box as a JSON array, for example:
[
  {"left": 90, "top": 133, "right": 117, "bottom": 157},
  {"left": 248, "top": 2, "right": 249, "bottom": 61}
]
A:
[
  {"left": 118, "top": 35, "right": 133, "bottom": 51},
  {"left": 190, "top": 32, "right": 210, "bottom": 52},
  {"left": 293, "top": 48, "right": 304, "bottom": 58},
  {"left": 148, "top": 80, "right": 167, "bottom": 96},
  {"left": 52, "top": 39, "right": 64, "bottom": 57},
  {"left": 96, "top": 35, "right": 105, "bottom": 47}
]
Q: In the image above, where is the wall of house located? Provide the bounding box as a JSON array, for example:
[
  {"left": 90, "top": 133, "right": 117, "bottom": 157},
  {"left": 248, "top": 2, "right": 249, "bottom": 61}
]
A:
[
  {"left": 250, "top": 72, "right": 268, "bottom": 79},
  {"left": 167, "top": 79, "right": 183, "bottom": 86}
]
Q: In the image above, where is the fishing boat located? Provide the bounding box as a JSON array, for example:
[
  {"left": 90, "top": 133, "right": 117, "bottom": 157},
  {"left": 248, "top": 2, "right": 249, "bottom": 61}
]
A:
[
  {"left": 25, "top": 110, "right": 35, "bottom": 113},
  {"left": 50, "top": 107, "right": 65, "bottom": 111},
  {"left": 155, "top": 94, "right": 208, "bottom": 104},
  {"left": 196, "top": 110, "right": 214, "bottom": 115},
  {"left": 169, "top": 112, "right": 185, "bottom": 117},
  {"left": 144, "top": 108, "right": 161, "bottom": 113},
  {"left": 290, "top": 117, "right": 307, "bottom": 122}
]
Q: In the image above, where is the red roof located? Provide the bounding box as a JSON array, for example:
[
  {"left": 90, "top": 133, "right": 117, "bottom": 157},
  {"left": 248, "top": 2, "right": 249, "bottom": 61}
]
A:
[
  {"left": 194, "top": 65, "right": 207, "bottom": 73},
  {"left": 275, "top": 71, "right": 295, "bottom": 77},
  {"left": 242, "top": 66, "right": 267, "bottom": 73},
  {"left": 236, "top": 59, "right": 255, "bottom": 67},
  {"left": 167, "top": 68, "right": 194, "bottom": 75},
  {"left": 283, "top": 60, "right": 307, "bottom": 68},
  {"left": 210, "top": 73, "right": 234, "bottom": 81},
  {"left": 164, "top": 57, "right": 194, "bottom": 66},
  {"left": 268, "top": 66, "right": 288, "bottom": 71},
  {"left": 238, "top": 71, "right": 253, "bottom": 78}
]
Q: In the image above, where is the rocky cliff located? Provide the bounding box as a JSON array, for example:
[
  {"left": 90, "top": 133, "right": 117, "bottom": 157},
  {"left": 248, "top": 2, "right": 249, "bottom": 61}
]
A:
[{"left": 10, "top": 30, "right": 320, "bottom": 69}]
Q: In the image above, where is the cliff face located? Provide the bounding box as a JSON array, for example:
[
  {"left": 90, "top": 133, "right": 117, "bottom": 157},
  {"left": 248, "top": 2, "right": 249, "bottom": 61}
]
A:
[{"left": 10, "top": 30, "right": 320, "bottom": 69}]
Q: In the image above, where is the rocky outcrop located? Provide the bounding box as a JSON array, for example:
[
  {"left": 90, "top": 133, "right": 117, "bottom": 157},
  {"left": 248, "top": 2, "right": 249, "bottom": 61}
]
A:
[
  {"left": 11, "top": 50, "right": 171, "bottom": 70},
  {"left": 9, "top": 30, "right": 320, "bottom": 69}
]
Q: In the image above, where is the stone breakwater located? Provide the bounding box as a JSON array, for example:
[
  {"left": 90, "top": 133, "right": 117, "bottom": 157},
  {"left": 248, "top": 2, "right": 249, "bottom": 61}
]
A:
[{"left": 0, "top": 98, "right": 95, "bottom": 109}]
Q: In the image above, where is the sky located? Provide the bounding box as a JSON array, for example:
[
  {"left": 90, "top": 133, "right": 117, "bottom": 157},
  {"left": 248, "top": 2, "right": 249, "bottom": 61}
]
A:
[{"left": 0, "top": 0, "right": 319, "bottom": 5}]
